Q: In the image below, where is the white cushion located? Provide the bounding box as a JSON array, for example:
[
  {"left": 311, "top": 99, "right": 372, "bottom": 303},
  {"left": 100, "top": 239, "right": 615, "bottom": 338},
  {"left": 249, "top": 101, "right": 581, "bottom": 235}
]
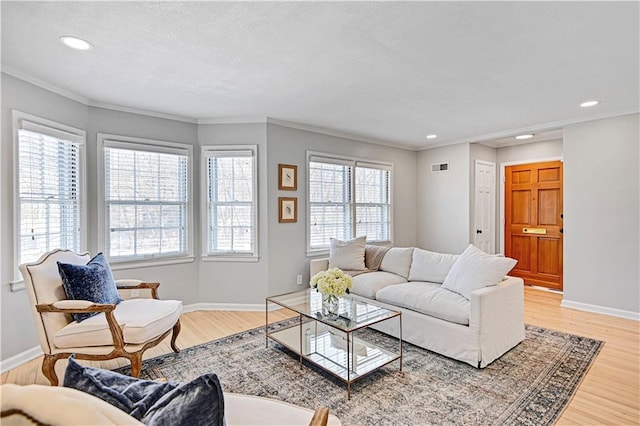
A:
[
  {"left": 0, "top": 384, "right": 142, "bottom": 425},
  {"left": 408, "top": 249, "right": 459, "bottom": 283},
  {"left": 379, "top": 247, "right": 414, "bottom": 278},
  {"left": 442, "top": 245, "right": 517, "bottom": 300},
  {"left": 53, "top": 299, "right": 182, "bottom": 348},
  {"left": 328, "top": 236, "right": 366, "bottom": 270},
  {"left": 376, "top": 282, "right": 470, "bottom": 325},
  {"left": 225, "top": 393, "right": 341, "bottom": 426},
  {"left": 351, "top": 271, "right": 407, "bottom": 299}
]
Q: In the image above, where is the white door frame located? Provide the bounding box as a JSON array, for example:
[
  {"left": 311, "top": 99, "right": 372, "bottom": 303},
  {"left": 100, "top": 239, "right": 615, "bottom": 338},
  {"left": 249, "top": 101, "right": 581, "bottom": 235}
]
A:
[
  {"left": 474, "top": 160, "right": 496, "bottom": 253},
  {"left": 499, "top": 156, "right": 563, "bottom": 254}
]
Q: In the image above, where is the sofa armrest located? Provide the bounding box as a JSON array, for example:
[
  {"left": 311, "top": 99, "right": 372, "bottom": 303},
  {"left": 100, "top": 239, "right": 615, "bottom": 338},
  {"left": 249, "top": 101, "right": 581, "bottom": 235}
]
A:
[
  {"left": 469, "top": 276, "right": 524, "bottom": 335},
  {"left": 116, "top": 279, "right": 159, "bottom": 299},
  {"left": 310, "top": 258, "right": 329, "bottom": 277}
]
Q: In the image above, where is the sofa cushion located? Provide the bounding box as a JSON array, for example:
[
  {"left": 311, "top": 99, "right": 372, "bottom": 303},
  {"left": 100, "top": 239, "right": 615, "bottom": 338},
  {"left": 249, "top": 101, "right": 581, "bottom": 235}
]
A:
[
  {"left": 375, "top": 282, "right": 470, "bottom": 325},
  {"left": 442, "top": 244, "right": 517, "bottom": 299},
  {"left": 57, "top": 253, "right": 123, "bottom": 322},
  {"left": 379, "top": 247, "right": 414, "bottom": 279},
  {"left": 329, "top": 236, "right": 366, "bottom": 271},
  {"left": 351, "top": 271, "right": 407, "bottom": 299},
  {"left": 53, "top": 298, "right": 182, "bottom": 348},
  {"left": 408, "top": 248, "right": 459, "bottom": 283}
]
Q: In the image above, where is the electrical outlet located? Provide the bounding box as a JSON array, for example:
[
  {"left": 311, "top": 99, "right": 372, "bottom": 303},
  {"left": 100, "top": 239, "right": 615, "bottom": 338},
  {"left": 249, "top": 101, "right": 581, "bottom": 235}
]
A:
[
  {"left": 296, "top": 274, "right": 303, "bottom": 285},
  {"left": 131, "top": 289, "right": 140, "bottom": 298}
]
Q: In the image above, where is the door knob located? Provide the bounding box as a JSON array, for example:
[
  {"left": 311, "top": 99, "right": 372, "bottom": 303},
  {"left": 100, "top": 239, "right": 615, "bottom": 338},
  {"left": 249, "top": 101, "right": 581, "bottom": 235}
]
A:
[{"left": 476, "top": 229, "right": 482, "bottom": 234}]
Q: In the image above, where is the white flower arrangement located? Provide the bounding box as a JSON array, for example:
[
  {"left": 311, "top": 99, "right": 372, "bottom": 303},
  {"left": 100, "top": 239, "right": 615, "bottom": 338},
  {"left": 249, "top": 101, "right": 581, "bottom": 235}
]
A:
[{"left": 310, "top": 268, "right": 353, "bottom": 300}]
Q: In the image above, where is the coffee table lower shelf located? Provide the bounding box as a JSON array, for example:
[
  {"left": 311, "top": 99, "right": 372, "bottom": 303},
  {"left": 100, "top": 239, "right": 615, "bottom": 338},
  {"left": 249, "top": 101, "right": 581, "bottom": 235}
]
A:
[{"left": 267, "top": 320, "right": 401, "bottom": 399}]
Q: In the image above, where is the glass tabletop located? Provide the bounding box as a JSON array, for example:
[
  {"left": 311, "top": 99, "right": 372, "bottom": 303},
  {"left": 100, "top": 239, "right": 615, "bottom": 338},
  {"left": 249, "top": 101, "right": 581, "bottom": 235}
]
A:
[{"left": 267, "top": 288, "right": 400, "bottom": 332}]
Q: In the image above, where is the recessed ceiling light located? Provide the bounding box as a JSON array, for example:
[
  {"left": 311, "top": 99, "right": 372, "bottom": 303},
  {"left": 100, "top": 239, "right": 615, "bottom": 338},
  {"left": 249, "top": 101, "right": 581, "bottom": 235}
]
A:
[
  {"left": 426, "top": 134, "right": 438, "bottom": 139},
  {"left": 60, "top": 36, "right": 93, "bottom": 50},
  {"left": 515, "top": 134, "right": 534, "bottom": 140},
  {"left": 580, "top": 100, "right": 600, "bottom": 108}
]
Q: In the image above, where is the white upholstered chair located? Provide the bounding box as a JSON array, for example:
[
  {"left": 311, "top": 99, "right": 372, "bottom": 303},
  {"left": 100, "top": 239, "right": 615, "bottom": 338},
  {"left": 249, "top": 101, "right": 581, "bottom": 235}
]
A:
[{"left": 19, "top": 249, "right": 182, "bottom": 386}]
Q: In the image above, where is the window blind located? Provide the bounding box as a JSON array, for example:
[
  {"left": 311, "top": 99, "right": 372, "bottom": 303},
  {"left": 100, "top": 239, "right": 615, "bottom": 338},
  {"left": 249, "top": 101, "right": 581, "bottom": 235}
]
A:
[
  {"left": 308, "top": 154, "right": 392, "bottom": 251},
  {"left": 203, "top": 147, "right": 257, "bottom": 256},
  {"left": 18, "top": 129, "right": 82, "bottom": 264},
  {"left": 104, "top": 144, "right": 189, "bottom": 260}
]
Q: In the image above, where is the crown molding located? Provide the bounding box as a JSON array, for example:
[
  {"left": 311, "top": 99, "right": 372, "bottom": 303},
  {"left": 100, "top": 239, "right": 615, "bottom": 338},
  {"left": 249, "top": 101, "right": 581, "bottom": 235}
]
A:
[
  {"left": 2, "top": 66, "right": 90, "bottom": 105},
  {"left": 419, "top": 107, "right": 640, "bottom": 151},
  {"left": 266, "top": 117, "right": 416, "bottom": 151},
  {"left": 197, "top": 117, "right": 268, "bottom": 125},
  {"left": 88, "top": 101, "right": 197, "bottom": 124}
]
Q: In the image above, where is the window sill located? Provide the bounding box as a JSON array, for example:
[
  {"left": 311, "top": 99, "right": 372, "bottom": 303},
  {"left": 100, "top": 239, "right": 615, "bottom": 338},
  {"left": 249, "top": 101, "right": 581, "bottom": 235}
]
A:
[
  {"left": 307, "top": 249, "right": 329, "bottom": 258},
  {"left": 10, "top": 280, "right": 25, "bottom": 292},
  {"left": 201, "top": 255, "right": 259, "bottom": 263},
  {"left": 109, "top": 255, "right": 195, "bottom": 271}
]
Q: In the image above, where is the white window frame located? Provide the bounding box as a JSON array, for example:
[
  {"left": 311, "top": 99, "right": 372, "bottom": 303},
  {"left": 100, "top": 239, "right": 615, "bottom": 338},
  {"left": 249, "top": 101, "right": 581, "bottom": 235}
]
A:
[
  {"left": 97, "top": 134, "right": 194, "bottom": 269},
  {"left": 306, "top": 151, "right": 393, "bottom": 256},
  {"left": 12, "top": 110, "right": 87, "bottom": 285},
  {"left": 201, "top": 145, "right": 259, "bottom": 262}
]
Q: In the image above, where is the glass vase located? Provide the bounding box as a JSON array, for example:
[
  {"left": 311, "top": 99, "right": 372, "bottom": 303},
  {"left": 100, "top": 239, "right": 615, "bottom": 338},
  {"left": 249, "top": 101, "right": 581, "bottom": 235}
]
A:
[{"left": 322, "top": 294, "right": 340, "bottom": 319}]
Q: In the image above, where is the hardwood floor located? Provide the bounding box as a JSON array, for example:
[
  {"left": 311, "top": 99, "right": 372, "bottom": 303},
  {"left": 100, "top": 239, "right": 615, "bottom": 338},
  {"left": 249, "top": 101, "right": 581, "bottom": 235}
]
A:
[{"left": 2, "top": 287, "right": 639, "bottom": 424}]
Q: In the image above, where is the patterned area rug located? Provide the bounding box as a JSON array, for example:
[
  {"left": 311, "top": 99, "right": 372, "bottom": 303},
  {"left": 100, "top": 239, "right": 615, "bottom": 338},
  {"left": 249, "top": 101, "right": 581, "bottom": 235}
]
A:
[{"left": 116, "top": 322, "right": 602, "bottom": 426}]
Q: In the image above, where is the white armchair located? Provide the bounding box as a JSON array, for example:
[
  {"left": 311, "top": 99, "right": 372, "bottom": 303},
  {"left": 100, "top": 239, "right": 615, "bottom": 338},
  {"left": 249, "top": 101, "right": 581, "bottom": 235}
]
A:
[{"left": 19, "top": 249, "right": 182, "bottom": 386}]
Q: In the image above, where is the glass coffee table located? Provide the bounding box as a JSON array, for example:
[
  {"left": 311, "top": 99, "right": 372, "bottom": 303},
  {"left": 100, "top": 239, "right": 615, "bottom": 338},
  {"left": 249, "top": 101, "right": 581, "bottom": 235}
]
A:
[{"left": 265, "top": 289, "right": 402, "bottom": 399}]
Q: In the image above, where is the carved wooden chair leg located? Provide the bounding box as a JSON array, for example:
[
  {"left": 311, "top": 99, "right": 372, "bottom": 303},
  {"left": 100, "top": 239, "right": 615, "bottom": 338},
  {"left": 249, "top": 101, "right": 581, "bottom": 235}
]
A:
[
  {"left": 170, "top": 320, "right": 181, "bottom": 353},
  {"left": 130, "top": 353, "right": 143, "bottom": 378},
  {"left": 42, "top": 354, "right": 59, "bottom": 386}
]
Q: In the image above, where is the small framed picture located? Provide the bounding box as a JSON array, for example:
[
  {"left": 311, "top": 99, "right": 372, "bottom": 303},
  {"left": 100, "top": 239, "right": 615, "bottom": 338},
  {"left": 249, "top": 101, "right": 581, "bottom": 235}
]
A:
[
  {"left": 278, "top": 164, "right": 297, "bottom": 191},
  {"left": 279, "top": 197, "right": 297, "bottom": 223}
]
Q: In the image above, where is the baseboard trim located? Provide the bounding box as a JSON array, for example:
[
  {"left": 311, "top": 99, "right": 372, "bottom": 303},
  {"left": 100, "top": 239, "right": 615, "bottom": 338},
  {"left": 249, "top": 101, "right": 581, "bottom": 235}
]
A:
[
  {"left": 1, "top": 346, "right": 43, "bottom": 374},
  {"left": 561, "top": 299, "right": 640, "bottom": 321},
  {"left": 182, "top": 302, "right": 264, "bottom": 313}
]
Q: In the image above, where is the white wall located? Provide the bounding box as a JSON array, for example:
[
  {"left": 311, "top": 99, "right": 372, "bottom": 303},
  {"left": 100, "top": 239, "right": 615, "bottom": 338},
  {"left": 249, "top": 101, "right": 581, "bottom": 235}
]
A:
[
  {"left": 1, "top": 74, "right": 90, "bottom": 360},
  {"left": 196, "top": 123, "right": 269, "bottom": 304},
  {"left": 563, "top": 114, "right": 639, "bottom": 315},
  {"left": 87, "top": 107, "right": 199, "bottom": 305},
  {"left": 266, "top": 124, "right": 417, "bottom": 296},
  {"left": 416, "top": 143, "right": 470, "bottom": 254}
]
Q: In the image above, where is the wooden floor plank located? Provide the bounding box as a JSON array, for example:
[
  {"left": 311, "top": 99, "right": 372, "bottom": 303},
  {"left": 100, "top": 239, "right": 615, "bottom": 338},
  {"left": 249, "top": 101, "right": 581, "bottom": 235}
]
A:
[{"left": 2, "top": 286, "right": 638, "bottom": 424}]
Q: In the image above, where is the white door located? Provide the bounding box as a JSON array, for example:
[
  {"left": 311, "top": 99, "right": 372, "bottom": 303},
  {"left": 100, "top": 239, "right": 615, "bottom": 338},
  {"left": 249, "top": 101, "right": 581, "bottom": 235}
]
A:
[{"left": 474, "top": 160, "right": 496, "bottom": 253}]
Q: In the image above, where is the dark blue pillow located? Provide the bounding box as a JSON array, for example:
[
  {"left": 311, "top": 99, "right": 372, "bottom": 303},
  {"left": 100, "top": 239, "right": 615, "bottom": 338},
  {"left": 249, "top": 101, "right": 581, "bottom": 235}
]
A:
[
  {"left": 63, "top": 356, "right": 225, "bottom": 426},
  {"left": 58, "top": 253, "right": 122, "bottom": 322}
]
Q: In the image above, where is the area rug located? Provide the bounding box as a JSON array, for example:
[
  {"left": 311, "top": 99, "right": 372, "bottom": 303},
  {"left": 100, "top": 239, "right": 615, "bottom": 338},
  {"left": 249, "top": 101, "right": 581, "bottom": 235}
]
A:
[{"left": 116, "top": 322, "right": 602, "bottom": 426}]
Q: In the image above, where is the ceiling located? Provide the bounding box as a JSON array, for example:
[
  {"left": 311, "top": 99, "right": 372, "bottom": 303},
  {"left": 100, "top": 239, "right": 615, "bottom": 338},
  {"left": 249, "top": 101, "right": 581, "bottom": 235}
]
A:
[{"left": 1, "top": 1, "right": 638, "bottom": 150}]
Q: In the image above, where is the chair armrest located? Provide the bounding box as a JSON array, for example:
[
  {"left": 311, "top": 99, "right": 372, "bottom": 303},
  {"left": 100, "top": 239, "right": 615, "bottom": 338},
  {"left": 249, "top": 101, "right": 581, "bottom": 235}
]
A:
[
  {"left": 37, "top": 301, "right": 116, "bottom": 314},
  {"left": 36, "top": 302, "right": 125, "bottom": 349},
  {"left": 309, "top": 407, "right": 330, "bottom": 426},
  {"left": 116, "top": 280, "right": 160, "bottom": 299},
  {"left": 310, "top": 258, "right": 329, "bottom": 277},
  {"left": 469, "top": 276, "right": 524, "bottom": 334}
]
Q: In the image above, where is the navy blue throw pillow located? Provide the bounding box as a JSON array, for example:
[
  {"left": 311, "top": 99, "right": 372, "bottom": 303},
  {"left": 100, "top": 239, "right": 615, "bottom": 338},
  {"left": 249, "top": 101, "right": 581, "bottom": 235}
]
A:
[
  {"left": 58, "top": 253, "right": 122, "bottom": 322},
  {"left": 63, "top": 356, "right": 225, "bottom": 426}
]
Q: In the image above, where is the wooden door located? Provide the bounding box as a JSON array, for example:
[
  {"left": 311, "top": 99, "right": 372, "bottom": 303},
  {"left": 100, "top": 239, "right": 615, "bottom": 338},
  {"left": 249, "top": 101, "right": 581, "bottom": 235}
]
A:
[{"left": 505, "top": 161, "right": 563, "bottom": 290}]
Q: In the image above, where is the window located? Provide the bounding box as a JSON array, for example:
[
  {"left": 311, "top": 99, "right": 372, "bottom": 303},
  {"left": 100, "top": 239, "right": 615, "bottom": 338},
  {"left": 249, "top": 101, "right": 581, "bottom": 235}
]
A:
[
  {"left": 14, "top": 111, "right": 86, "bottom": 267},
  {"left": 99, "top": 134, "right": 192, "bottom": 263},
  {"left": 308, "top": 153, "right": 392, "bottom": 253},
  {"left": 202, "top": 145, "right": 258, "bottom": 260}
]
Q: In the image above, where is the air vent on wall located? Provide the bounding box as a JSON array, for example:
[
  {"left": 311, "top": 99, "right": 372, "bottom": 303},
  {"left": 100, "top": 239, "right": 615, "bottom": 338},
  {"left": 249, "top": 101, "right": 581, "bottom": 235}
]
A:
[{"left": 431, "top": 162, "right": 449, "bottom": 172}]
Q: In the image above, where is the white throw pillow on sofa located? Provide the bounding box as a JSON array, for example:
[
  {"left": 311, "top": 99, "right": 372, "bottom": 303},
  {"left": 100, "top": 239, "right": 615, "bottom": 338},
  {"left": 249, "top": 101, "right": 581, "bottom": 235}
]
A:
[
  {"left": 328, "top": 236, "right": 366, "bottom": 270},
  {"left": 442, "top": 244, "right": 517, "bottom": 299},
  {"left": 408, "top": 248, "right": 459, "bottom": 283}
]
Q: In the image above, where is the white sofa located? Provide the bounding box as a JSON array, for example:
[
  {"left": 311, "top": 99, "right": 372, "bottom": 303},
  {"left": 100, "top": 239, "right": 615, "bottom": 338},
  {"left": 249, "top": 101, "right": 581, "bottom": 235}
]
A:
[{"left": 310, "top": 246, "right": 525, "bottom": 368}]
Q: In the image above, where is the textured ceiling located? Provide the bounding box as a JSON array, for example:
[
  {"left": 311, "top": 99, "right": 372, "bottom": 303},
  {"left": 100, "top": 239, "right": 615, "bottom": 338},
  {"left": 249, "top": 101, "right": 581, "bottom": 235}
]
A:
[{"left": 1, "top": 1, "right": 638, "bottom": 149}]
